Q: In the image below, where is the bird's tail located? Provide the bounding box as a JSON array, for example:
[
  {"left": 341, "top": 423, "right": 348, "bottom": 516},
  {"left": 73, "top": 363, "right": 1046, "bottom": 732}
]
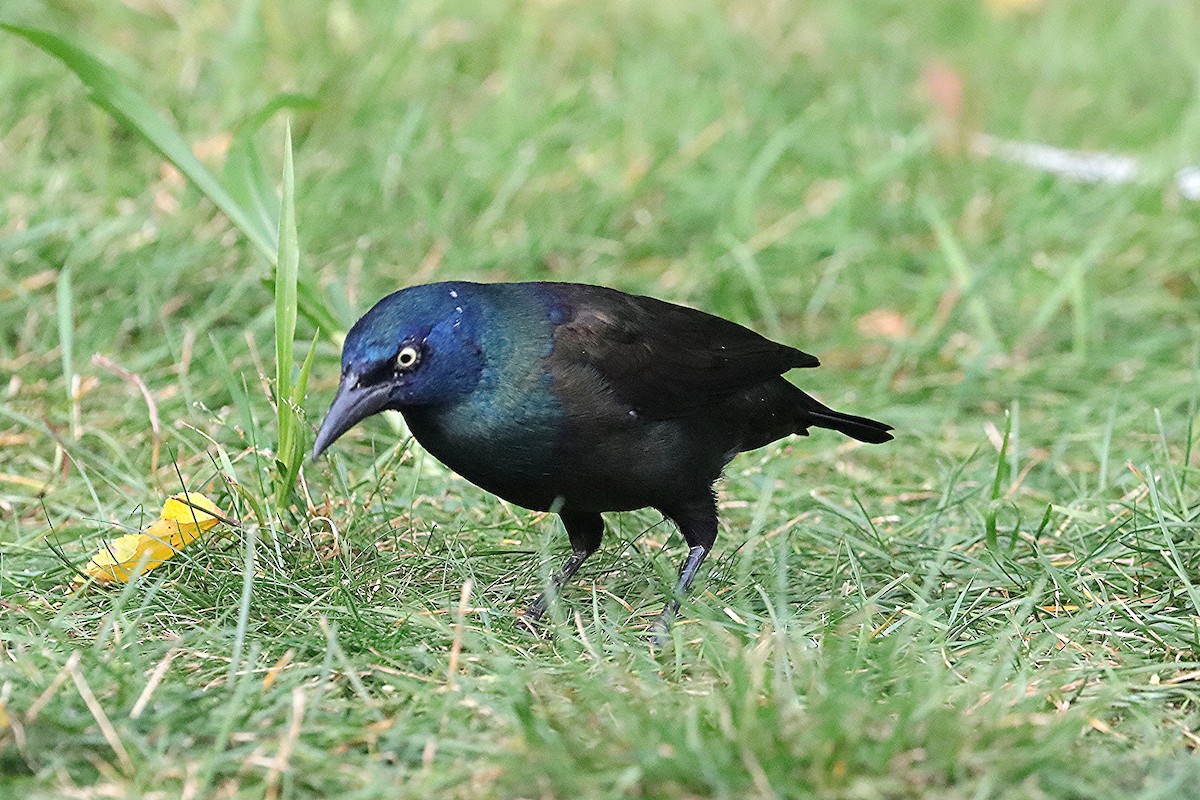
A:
[{"left": 797, "top": 390, "right": 893, "bottom": 444}]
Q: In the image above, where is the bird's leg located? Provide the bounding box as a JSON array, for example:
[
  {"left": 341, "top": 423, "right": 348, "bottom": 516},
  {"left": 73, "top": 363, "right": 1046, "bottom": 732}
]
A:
[
  {"left": 523, "top": 511, "right": 604, "bottom": 621},
  {"left": 523, "top": 550, "right": 591, "bottom": 621},
  {"left": 651, "top": 495, "right": 718, "bottom": 645}
]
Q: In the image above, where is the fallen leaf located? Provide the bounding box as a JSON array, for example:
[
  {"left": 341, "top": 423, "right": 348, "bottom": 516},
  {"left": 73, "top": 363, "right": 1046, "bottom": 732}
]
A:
[{"left": 81, "top": 492, "right": 222, "bottom": 584}]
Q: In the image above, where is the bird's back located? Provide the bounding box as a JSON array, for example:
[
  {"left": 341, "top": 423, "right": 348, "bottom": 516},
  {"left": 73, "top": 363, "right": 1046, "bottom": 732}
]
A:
[{"left": 399, "top": 282, "right": 889, "bottom": 514}]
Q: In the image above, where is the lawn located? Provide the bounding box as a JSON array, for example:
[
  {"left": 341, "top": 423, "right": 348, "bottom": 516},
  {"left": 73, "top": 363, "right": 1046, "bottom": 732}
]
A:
[{"left": 2, "top": 1, "right": 1199, "bottom": 798}]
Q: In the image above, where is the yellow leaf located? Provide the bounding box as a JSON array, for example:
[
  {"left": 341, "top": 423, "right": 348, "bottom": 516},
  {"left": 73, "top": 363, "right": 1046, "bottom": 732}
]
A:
[
  {"left": 161, "top": 491, "right": 220, "bottom": 532},
  {"left": 81, "top": 492, "right": 222, "bottom": 584}
]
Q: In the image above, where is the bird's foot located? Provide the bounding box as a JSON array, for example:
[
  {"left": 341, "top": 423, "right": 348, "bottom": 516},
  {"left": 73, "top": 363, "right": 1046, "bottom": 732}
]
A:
[
  {"left": 522, "top": 592, "right": 551, "bottom": 623},
  {"left": 648, "top": 543, "right": 709, "bottom": 649},
  {"left": 648, "top": 599, "right": 681, "bottom": 649},
  {"left": 518, "top": 545, "right": 594, "bottom": 633},
  {"left": 517, "top": 593, "right": 557, "bottom": 638}
]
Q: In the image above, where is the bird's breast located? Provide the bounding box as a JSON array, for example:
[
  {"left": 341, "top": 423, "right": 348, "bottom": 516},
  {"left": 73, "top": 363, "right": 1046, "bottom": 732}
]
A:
[{"left": 400, "top": 389, "right": 567, "bottom": 510}]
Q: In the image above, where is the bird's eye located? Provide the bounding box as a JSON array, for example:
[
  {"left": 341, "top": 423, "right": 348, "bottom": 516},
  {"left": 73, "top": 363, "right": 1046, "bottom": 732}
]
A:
[{"left": 395, "top": 345, "right": 421, "bottom": 372}]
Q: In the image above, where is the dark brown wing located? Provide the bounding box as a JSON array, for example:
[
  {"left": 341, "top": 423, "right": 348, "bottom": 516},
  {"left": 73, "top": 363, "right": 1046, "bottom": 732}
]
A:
[{"left": 547, "top": 284, "right": 819, "bottom": 419}]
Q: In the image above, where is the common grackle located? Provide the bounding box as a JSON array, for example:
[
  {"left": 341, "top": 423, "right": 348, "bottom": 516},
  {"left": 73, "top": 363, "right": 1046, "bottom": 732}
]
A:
[{"left": 312, "top": 281, "right": 892, "bottom": 640}]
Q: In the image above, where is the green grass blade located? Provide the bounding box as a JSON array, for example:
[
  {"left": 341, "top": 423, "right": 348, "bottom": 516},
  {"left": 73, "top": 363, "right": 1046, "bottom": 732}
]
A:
[
  {"left": 223, "top": 93, "right": 318, "bottom": 249},
  {"left": 295, "top": 331, "right": 320, "bottom": 409},
  {"left": 222, "top": 141, "right": 277, "bottom": 255},
  {"left": 296, "top": 279, "right": 342, "bottom": 340},
  {"left": 275, "top": 122, "right": 298, "bottom": 420},
  {"left": 0, "top": 23, "right": 275, "bottom": 261},
  {"left": 55, "top": 266, "right": 73, "bottom": 406},
  {"left": 920, "top": 196, "right": 999, "bottom": 350},
  {"left": 279, "top": 331, "right": 319, "bottom": 504},
  {"left": 226, "top": 522, "right": 258, "bottom": 687},
  {"left": 985, "top": 408, "right": 1013, "bottom": 553},
  {"left": 273, "top": 123, "right": 301, "bottom": 513},
  {"left": 2, "top": 23, "right": 342, "bottom": 339}
]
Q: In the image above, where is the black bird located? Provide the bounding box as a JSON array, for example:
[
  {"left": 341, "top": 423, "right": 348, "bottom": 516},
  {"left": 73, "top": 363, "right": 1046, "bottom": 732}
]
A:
[{"left": 312, "top": 281, "right": 892, "bottom": 638}]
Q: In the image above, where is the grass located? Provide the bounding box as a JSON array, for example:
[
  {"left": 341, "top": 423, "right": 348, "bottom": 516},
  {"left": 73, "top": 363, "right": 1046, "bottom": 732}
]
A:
[{"left": 2, "top": 0, "right": 1200, "bottom": 797}]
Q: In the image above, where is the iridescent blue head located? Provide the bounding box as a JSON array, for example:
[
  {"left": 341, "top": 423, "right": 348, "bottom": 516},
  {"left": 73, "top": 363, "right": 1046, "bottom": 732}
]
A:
[{"left": 312, "top": 282, "right": 486, "bottom": 458}]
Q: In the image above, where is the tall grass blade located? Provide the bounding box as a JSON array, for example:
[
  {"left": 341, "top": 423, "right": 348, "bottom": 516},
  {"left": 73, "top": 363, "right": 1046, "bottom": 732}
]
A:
[
  {"left": 1, "top": 24, "right": 273, "bottom": 260},
  {"left": 1, "top": 24, "right": 340, "bottom": 337},
  {"left": 275, "top": 124, "right": 299, "bottom": 432},
  {"left": 985, "top": 409, "right": 1013, "bottom": 553},
  {"left": 226, "top": 523, "right": 258, "bottom": 687},
  {"left": 273, "top": 123, "right": 303, "bottom": 513},
  {"left": 55, "top": 267, "right": 73, "bottom": 405},
  {"left": 920, "top": 197, "right": 999, "bottom": 350},
  {"left": 224, "top": 93, "right": 318, "bottom": 253}
]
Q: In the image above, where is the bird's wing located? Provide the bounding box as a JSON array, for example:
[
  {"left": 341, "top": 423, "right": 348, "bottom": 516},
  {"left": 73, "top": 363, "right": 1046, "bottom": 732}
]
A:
[{"left": 548, "top": 286, "right": 819, "bottom": 419}]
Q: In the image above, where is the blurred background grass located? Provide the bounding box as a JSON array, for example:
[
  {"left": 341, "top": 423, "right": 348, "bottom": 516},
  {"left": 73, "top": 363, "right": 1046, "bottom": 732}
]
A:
[{"left": 2, "top": 1, "right": 1199, "bottom": 798}]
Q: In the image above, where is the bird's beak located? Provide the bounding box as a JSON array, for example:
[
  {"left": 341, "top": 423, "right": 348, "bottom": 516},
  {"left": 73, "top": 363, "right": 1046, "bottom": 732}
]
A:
[{"left": 312, "top": 376, "right": 393, "bottom": 460}]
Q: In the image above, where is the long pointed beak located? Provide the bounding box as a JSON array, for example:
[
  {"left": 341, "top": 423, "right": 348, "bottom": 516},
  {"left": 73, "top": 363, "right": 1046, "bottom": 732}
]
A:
[{"left": 312, "top": 376, "right": 393, "bottom": 460}]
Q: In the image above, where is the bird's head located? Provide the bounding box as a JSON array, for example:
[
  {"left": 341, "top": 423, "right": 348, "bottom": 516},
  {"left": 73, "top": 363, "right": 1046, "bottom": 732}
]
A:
[{"left": 312, "top": 283, "right": 485, "bottom": 459}]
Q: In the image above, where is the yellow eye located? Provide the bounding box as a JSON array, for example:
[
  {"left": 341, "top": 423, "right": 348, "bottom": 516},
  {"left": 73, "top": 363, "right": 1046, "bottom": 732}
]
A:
[{"left": 395, "top": 345, "right": 421, "bottom": 371}]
